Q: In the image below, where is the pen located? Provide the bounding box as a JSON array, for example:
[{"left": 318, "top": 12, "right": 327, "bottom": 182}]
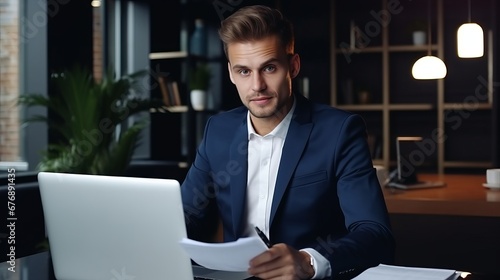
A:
[{"left": 254, "top": 226, "right": 272, "bottom": 248}]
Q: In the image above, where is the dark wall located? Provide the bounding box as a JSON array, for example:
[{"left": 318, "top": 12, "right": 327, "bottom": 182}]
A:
[
  {"left": 281, "top": 1, "right": 331, "bottom": 105},
  {"left": 47, "top": 1, "right": 93, "bottom": 73},
  {"left": 494, "top": 80, "right": 499, "bottom": 167},
  {"left": 47, "top": 1, "right": 93, "bottom": 145},
  {"left": 493, "top": 1, "right": 500, "bottom": 168}
]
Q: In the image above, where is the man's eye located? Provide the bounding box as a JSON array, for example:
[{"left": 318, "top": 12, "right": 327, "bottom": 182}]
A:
[
  {"left": 238, "top": 69, "right": 250, "bottom": 76},
  {"left": 264, "top": 65, "right": 276, "bottom": 72}
]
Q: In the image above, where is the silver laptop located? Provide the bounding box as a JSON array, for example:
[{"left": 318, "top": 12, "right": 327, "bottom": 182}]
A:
[{"left": 37, "top": 172, "right": 251, "bottom": 280}]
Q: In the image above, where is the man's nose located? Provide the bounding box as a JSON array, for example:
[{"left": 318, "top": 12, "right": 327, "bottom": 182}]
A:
[{"left": 251, "top": 73, "right": 266, "bottom": 92}]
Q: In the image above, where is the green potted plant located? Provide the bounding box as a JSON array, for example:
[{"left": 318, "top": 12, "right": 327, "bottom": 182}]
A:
[
  {"left": 18, "top": 67, "right": 162, "bottom": 175},
  {"left": 188, "top": 63, "right": 211, "bottom": 111}
]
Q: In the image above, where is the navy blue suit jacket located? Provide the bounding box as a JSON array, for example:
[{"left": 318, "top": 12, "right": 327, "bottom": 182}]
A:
[{"left": 181, "top": 94, "right": 394, "bottom": 278}]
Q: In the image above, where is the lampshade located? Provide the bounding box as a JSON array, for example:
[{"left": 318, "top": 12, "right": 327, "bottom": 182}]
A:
[
  {"left": 411, "top": 56, "right": 447, "bottom": 80},
  {"left": 457, "top": 23, "right": 484, "bottom": 58}
]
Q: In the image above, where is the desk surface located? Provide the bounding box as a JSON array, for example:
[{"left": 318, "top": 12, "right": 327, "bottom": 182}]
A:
[
  {"left": 1, "top": 251, "right": 498, "bottom": 280},
  {"left": 382, "top": 174, "right": 500, "bottom": 217}
]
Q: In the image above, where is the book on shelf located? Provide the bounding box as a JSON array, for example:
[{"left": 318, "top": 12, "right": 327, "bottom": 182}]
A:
[
  {"left": 158, "top": 75, "right": 171, "bottom": 106},
  {"left": 158, "top": 75, "right": 182, "bottom": 107},
  {"left": 169, "top": 80, "right": 182, "bottom": 106}
]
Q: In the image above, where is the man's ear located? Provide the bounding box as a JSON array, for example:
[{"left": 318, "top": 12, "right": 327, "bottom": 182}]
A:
[
  {"left": 289, "top": 53, "right": 301, "bottom": 79},
  {"left": 227, "top": 62, "right": 235, "bottom": 84}
]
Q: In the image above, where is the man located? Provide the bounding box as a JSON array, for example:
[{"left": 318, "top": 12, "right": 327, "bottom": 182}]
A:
[{"left": 181, "top": 5, "right": 394, "bottom": 280}]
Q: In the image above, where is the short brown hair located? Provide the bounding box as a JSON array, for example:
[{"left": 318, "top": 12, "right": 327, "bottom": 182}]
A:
[{"left": 218, "top": 5, "right": 294, "bottom": 58}]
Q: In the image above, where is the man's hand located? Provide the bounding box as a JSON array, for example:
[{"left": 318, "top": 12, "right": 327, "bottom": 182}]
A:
[{"left": 248, "top": 243, "right": 315, "bottom": 280}]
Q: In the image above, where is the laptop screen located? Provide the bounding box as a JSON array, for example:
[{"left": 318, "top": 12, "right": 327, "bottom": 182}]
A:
[{"left": 38, "top": 172, "right": 194, "bottom": 280}]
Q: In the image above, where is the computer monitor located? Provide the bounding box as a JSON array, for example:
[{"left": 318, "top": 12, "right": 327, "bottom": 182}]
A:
[
  {"left": 389, "top": 136, "right": 445, "bottom": 190},
  {"left": 396, "top": 136, "right": 423, "bottom": 184}
]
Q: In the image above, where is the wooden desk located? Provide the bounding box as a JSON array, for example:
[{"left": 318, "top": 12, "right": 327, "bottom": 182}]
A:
[
  {"left": 383, "top": 174, "right": 500, "bottom": 275},
  {"left": 383, "top": 174, "right": 500, "bottom": 217}
]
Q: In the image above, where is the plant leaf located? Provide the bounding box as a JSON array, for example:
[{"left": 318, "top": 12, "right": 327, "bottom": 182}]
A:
[{"left": 18, "top": 67, "right": 156, "bottom": 175}]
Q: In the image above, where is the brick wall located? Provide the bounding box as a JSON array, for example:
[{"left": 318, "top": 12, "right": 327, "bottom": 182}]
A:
[
  {"left": 0, "top": 0, "right": 21, "bottom": 162},
  {"left": 93, "top": 6, "right": 103, "bottom": 83}
]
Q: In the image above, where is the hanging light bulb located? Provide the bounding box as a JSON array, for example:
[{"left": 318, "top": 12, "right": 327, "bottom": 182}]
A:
[
  {"left": 457, "top": 0, "right": 484, "bottom": 58},
  {"left": 412, "top": 56, "right": 447, "bottom": 79},
  {"left": 412, "top": 0, "right": 447, "bottom": 80},
  {"left": 91, "top": 0, "right": 101, "bottom": 8}
]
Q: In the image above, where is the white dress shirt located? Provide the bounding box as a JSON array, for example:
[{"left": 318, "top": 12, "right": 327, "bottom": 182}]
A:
[{"left": 243, "top": 98, "right": 331, "bottom": 279}]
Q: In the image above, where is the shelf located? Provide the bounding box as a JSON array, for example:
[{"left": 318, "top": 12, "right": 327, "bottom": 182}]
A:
[
  {"left": 335, "top": 46, "right": 384, "bottom": 54},
  {"left": 335, "top": 44, "right": 440, "bottom": 54},
  {"left": 387, "top": 44, "right": 438, "bottom": 52},
  {"left": 337, "top": 104, "right": 383, "bottom": 111},
  {"left": 149, "top": 51, "right": 188, "bottom": 60},
  {"left": 388, "top": 104, "right": 435, "bottom": 111},
  {"left": 332, "top": 0, "right": 497, "bottom": 174},
  {"left": 443, "top": 103, "right": 492, "bottom": 110},
  {"left": 443, "top": 161, "right": 493, "bottom": 169}
]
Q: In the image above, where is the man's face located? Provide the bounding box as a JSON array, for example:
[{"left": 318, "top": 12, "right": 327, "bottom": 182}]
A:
[{"left": 227, "top": 35, "right": 300, "bottom": 125}]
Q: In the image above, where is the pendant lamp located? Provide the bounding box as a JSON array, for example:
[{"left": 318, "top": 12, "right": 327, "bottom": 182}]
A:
[
  {"left": 412, "top": 0, "right": 447, "bottom": 80},
  {"left": 457, "top": 0, "right": 484, "bottom": 58}
]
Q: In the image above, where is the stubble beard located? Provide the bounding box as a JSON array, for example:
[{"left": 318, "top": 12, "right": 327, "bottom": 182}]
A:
[{"left": 248, "top": 96, "right": 289, "bottom": 122}]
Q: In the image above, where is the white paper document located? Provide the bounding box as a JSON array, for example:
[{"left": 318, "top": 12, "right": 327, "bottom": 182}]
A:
[
  {"left": 179, "top": 236, "right": 269, "bottom": 271},
  {"left": 353, "top": 264, "right": 459, "bottom": 280}
]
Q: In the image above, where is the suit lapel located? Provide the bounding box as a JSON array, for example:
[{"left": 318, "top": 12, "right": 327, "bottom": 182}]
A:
[
  {"left": 229, "top": 116, "right": 249, "bottom": 238},
  {"left": 270, "top": 95, "right": 313, "bottom": 225}
]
